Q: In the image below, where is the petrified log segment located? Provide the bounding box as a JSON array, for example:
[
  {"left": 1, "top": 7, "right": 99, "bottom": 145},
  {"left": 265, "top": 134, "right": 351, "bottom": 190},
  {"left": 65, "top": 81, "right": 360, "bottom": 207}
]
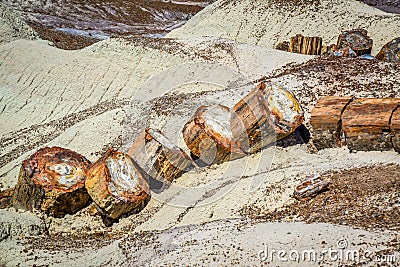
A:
[
  {"left": 337, "top": 29, "right": 373, "bottom": 56},
  {"left": 342, "top": 98, "right": 399, "bottom": 151},
  {"left": 12, "top": 147, "right": 91, "bottom": 217},
  {"left": 310, "top": 96, "right": 353, "bottom": 150},
  {"left": 128, "top": 128, "right": 193, "bottom": 193},
  {"left": 85, "top": 149, "right": 149, "bottom": 221},
  {"left": 182, "top": 105, "right": 245, "bottom": 165},
  {"left": 288, "top": 34, "right": 322, "bottom": 55},
  {"left": 231, "top": 82, "right": 304, "bottom": 153},
  {"left": 391, "top": 106, "right": 400, "bottom": 153},
  {"left": 375, "top": 37, "right": 400, "bottom": 63}
]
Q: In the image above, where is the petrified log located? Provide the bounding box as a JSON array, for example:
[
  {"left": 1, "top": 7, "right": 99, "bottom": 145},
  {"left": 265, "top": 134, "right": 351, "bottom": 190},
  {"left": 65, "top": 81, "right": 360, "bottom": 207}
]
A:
[
  {"left": 293, "top": 174, "right": 330, "bottom": 200},
  {"left": 231, "top": 82, "right": 304, "bottom": 153},
  {"left": 391, "top": 106, "right": 400, "bottom": 153},
  {"left": 342, "top": 98, "right": 399, "bottom": 151},
  {"left": 12, "top": 147, "right": 91, "bottom": 217},
  {"left": 182, "top": 104, "right": 245, "bottom": 165},
  {"left": 375, "top": 37, "right": 400, "bottom": 63},
  {"left": 85, "top": 149, "right": 149, "bottom": 222},
  {"left": 128, "top": 128, "right": 194, "bottom": 193},
  {"left": 288, "top": 34, "right": 322, "bottom": 55},
  {"left": 337, "top": 29, "right": 373, "bottom": 56},
  {"left": 310, "top": 96, "right": 353, "bottom": 150}
]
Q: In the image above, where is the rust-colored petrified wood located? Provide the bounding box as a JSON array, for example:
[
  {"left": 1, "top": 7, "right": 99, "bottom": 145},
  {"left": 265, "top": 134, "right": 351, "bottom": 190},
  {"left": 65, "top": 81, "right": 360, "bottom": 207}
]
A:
[
  {"left": 310, "top": 96, "right": 353, "bottom": 150},
  {"left": 391, "top": 106, "right": 400, "bottom": 153},
  {"left": 12, "top": 147, "right": 91, "bottom": 217},
  {"left": 182, "top": 104, "right": 245, "bottom": 166},
  {"left": 341, "top": 98, "right": 400, "bottom": 151},
  {"left": 231, "top": 81, "right": 304, "bottom": 153},
  {"left": 288, "top": 34, "right": 323, "bottom": 55},
  {"left": 337, "top": 29, "right": 373, "bottom": 56},
  {"left": 128, "top": 128, "right": 194, "bottom": 193},
  {"left": 375, "top": 37, "right": 400, "bottom": 63},
  {"left": 85, "top": 149, "right": 149, "bottom": 222}
]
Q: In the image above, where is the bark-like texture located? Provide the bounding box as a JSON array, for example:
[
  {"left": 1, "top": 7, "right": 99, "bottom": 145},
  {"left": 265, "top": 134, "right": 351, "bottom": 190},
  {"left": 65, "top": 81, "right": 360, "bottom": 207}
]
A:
[
  {"left": 310, "top": 96, "right": 353, "bottom": 150},
  {"left": 375, "top": 37, "right": 400, "bottom": 63},
  {"left": 337, "top": 29, "right": 373, "bottom": 56},
  {"left": 12, "top": 147, "right": 91, "bottom": 217},
  {"left": 231, "top": 82, "right": 304, "bottom": 153},
  {"left": 183, "top": 105, "right": 245, "bottom": 165},
  {"left": 128, "top": 128, "right": 193, "bottom": 193},
  {"left": 288, "top": 34, "right": 323, "bottom": 55},
  {"left": 85, "top": 149, "right": 149, "bottom": 222},
  {"left": 391, "top": 106, "right": 400, "bottom": 153},
  {"left": 342, "top": 98, "right": 399, "bottom": 151}
]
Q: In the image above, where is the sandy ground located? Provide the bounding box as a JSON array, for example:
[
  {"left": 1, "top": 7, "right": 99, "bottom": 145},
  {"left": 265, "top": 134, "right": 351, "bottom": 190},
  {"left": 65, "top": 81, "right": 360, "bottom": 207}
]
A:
[
  {"left": 167, "top": 0, "right": 400, "bottom": 55},
  {"left": 0, "top": 0, "right": 400, "bottom": 266}
]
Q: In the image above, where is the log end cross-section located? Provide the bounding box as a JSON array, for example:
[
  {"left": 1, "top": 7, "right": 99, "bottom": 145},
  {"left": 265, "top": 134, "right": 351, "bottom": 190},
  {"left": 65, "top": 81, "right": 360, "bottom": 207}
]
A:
[
  {"left": 85, "top": 149, "right": 149, "bottom": 222},
  {"left": 232, "top": 82, "right": 304, "bottom": 153},
  {"left": 12, "top": 147, "right": 91, "bottom": 217},
  {"left": 183, "top": 104, "right": 245, "bottom": 166}
]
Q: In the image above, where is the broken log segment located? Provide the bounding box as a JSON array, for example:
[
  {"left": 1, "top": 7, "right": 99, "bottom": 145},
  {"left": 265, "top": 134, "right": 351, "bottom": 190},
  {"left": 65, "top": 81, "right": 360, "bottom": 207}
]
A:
[
  {"left": 375, "top": 37, "right": 400, "bottom": 63},
  {"left": 337, "top": 29, "right": 373, "bottom": 56},
  {"left": 293, "top": 174, "right": 330, "bottom": 200},
  {"left": 341, "top": 98, "right": 400, "bottom": 151},
  {"left": 310, "top": 96, "right": 353, "bottom": 150},
  {"left": 231, "top": 81, "right": 304, "bottom": 153},
  {"left": 85, "top": 149, "right": 149, "bottom": 221},
  {"left": 288, "top": 34, "right": 323, "bottom": 55},
  {"left": 128, "top": 128, "right": 194, "bottom": 193},
  {"left": 12, "top": 147, "right": 91, "bottom": 217},
  {"left": 391, "top": 106, "right": 400, "bottom": 153},
  {"left": 182, "top": 104, "right": 245, "bottom": 166}
]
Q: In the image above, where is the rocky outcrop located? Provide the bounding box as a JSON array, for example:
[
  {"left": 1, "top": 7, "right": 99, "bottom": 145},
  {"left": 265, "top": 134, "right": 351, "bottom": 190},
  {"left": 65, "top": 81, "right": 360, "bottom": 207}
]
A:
[
  {"left": 167, "top": 0, "right": 400, "bottom": 54},
  {"left": 0, "top": 3, "right": 37, "bottom": 45}
]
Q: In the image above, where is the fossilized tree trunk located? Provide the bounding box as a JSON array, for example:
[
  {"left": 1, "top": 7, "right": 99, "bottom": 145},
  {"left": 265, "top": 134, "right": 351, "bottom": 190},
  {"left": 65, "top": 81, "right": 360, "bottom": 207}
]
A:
[
  {"left": 341, "top": 98, "right": 399, "bottom": 151},
  {"left": 85, "top": 149, "right": 149, "bottom": 223},
  {"left": 337, "top": 29, "right": 373, "bottom": 56},
  {"left": 288, "top": 34, "right": 323, "bottom": 55},
  {"left": 12, "top": 147, "right": 91, "bottom": 217},
  {"left": 310, "top": 96, "right": 353, "bottom": 150},
  {"left": 391, "top": 106, "right": 400, "bottom": 153},
  {"left": 231, "top": 82, "right": 304, "bottom": 153},
  {"left": 128, "top": 128, "right": 194, "bottom": 193},
  {"left": 182, "top": 105, "right": 245, "bottom": 165},
  {"left": 375, "top": 37, "right": 400, "bottom": 63}
]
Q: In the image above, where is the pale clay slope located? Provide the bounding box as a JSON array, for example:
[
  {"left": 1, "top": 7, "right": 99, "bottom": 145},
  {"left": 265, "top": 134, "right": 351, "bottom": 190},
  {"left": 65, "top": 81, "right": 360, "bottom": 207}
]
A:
[
  {"left": 1, "top": 1, "right": 400, "bottom": 265},
  {"left": 167, "top": 0, "right": 400, "bottom": 54}
]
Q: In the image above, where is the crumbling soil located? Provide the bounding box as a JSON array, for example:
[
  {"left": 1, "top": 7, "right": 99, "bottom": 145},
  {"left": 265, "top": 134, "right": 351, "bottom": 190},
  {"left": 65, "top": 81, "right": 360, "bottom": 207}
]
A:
[{"left": 241, "top": 164, "right": 400, "bottom": 231}]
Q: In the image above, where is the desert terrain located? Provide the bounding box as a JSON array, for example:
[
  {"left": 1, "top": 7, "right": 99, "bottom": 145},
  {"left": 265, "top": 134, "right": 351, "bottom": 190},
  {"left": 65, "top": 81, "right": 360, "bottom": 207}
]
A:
[{"left": 0, "top": 0, "right": 399, "bottom": 266}]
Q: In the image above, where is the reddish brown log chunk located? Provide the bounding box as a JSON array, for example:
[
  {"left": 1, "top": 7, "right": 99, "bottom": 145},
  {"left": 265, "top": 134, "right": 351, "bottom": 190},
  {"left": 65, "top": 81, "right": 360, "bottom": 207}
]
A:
[
  {"left": 310, "top": 96, "right": 353, "bottom": 150},
  {"left": 231, "top": 82, "right": 304, "bottom": 153},
  {"left": 375, "top": 37, "right": 400, "bottom": 63},
  {"left": 293, "top": 174, "right": 330, "bottom": 200},
  {"left": 288, "top": 34, "right": 323, "bottom": 55},
  {"left": 391, "top": 107, "right": 400, "bottom": 153},
  {"left": 12, "top": 147, "right": 91, "bottom": 217},
  {"left": 337, "top": 29, "right": 373, "bottom": 56},
  {"left": 85, "top": 149, "right": 149, "bottom": 222},
  {"left": 342, "top": 98, "right": 400, "bottom": 151},
  {"left": 182, "top": 105, "right": 245, "bottom": 165},
  {"left": 128, "top": 128, "right": 194, "bottom": 193}
]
